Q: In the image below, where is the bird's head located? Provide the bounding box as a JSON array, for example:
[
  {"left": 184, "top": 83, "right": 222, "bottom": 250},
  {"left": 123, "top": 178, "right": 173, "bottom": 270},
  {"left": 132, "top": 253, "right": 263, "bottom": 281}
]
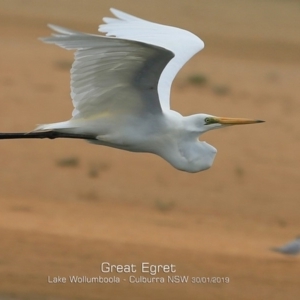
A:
[{"left": 187, "top": 114, "right": 264, "bottom": 134}]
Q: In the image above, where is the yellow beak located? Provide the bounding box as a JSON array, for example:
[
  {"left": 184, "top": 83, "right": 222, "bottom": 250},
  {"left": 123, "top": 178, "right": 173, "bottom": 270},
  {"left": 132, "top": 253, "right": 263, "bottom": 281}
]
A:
[{"left": 215, "top": 117, "right": 265, "bottom": 125}]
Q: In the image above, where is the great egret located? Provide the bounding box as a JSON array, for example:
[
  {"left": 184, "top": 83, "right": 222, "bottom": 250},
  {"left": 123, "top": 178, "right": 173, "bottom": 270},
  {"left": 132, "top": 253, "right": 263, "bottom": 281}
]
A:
[{"left": 0, "top": 8, "right": 264, "bottom": 173}]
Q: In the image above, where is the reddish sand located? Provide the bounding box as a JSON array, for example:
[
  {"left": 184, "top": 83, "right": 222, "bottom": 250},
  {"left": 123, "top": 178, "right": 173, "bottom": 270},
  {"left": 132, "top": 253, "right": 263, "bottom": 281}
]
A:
[{"left": 0, "top": 1, "right": 300, "bottom": 299}]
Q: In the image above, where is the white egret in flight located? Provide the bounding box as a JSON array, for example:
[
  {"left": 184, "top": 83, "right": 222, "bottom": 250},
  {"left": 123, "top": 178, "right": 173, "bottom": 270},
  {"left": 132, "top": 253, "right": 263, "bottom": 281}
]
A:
[{"left": 0, "top": 8, "right": 264, "bottom": 173}]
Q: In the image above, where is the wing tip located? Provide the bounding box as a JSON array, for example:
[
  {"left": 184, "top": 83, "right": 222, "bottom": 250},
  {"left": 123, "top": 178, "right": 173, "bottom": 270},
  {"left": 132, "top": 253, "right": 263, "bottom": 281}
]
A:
[
  {"left": 108, "top": 8, "right": 142, "bottom": 22},
  {"left": 45, "top": 24, "right": 83, "bottom": 36},
  {"left": 109, "top": 7, "right": 118, "bottom": 15}
]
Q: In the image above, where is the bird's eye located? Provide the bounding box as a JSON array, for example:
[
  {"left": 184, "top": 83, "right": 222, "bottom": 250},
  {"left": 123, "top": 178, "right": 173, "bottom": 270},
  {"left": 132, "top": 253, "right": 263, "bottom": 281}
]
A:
[{"left": 204, "top": 117, "right": 210, "bottom": 124}]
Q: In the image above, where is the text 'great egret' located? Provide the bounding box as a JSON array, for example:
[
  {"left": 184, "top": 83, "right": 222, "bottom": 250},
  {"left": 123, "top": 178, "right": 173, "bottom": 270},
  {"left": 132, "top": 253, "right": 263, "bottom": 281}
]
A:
[{"left": 0, "top": 8, "right": 264, "bottom": 173}]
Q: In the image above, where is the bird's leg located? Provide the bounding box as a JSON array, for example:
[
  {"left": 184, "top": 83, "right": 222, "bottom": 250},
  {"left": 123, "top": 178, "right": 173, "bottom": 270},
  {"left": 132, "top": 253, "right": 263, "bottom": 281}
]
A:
[{"left": 0, "top": 131, "right": 97, "bottom": 140}]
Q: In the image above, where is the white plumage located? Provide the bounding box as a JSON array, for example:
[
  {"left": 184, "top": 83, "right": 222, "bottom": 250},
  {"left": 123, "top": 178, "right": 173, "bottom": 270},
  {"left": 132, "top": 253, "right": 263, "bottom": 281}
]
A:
[
  {"left": 100, "top": 8, "right": 204, "bottom": 112},
  {"left": 35, "top": 8, "right": 263, "bottom": 173}
]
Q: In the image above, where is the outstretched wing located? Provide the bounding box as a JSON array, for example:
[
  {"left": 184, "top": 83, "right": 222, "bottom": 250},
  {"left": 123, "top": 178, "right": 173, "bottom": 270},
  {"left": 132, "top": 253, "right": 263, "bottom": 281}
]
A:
[
  {"left": 99, "top": 8, "right": 205, "bottom": 111},
  {"left": 41, "top": 25, "right": 174, "bottom": 119}
]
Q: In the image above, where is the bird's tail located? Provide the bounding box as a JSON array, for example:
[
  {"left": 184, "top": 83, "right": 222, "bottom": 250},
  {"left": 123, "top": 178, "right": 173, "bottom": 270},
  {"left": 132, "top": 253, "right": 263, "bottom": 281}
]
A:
[{"left": 34, "top": 121, "right": 74, "bottom": 132}]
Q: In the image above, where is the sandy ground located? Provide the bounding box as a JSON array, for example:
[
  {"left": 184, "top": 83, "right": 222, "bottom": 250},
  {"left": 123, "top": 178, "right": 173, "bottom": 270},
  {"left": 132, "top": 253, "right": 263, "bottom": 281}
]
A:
[{"left": 0, "top": 0, "right": 300, "bottom": 299}]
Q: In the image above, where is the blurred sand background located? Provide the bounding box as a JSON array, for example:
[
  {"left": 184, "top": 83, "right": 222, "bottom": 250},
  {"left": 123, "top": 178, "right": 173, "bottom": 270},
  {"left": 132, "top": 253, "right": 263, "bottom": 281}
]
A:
[{"left": 0, "top": 0, "right": 300, "bottom": 299}]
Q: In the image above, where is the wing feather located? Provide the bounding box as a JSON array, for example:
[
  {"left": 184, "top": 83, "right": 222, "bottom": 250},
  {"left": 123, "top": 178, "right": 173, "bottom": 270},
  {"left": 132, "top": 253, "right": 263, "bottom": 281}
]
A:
[
  {"left": 99, "top": 8, "right": 204, "bottom": 111},
  {"left": 41, "top": 25, "right": 174, "bottom": 118}
]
